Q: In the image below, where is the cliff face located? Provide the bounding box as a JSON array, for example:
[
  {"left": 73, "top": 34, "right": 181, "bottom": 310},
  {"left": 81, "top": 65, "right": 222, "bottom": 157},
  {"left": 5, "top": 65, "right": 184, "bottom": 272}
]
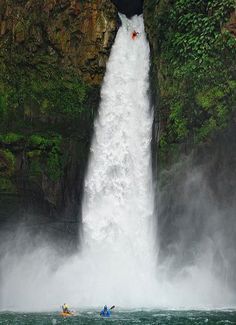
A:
[
  {"left": 143, "top": 0, "right": 236, "bottom": 272},
  {"left": 0, "top": 0, "right": 118, "bottom": 241},
  {"left": 144, "top": 0, "right": 236, "bottom": 165},
  {"left": 0, "top": 0, "right": 117, "bottom": 84}
]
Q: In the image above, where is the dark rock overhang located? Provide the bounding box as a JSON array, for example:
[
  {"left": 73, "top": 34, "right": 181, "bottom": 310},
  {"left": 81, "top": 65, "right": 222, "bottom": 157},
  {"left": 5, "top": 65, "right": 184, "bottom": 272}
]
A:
[{"left": 111, "top": 0, "right": 143, "bottom": 18}]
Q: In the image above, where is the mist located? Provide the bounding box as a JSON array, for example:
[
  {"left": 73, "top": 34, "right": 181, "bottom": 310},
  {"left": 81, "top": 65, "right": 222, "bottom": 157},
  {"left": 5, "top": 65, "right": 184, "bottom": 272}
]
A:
[{"left": 1, "top": 159, "right": 236, "bottom": 311}]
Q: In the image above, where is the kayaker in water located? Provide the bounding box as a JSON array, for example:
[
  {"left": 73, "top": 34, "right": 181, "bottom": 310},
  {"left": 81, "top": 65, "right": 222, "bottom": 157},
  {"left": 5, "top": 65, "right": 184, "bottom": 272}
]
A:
[
  {"left": 132, "top": 30, "right": 139, "bottom": 40},
  {"left": 100, "top": 305, "right": 115, "bottom": 317},
  {"left": 100, "top": 305, "right": 111, "bottom": 317},
  {"left": 62, "top": 303, "right": 70, "bottom": 314}
]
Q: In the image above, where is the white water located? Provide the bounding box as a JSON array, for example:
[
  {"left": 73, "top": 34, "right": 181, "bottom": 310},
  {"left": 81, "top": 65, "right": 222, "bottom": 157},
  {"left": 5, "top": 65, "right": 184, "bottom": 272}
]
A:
[
  {"left": 80, "top": 13, "right": 156, "bottom": 305},
  {"left": 1, "top": 14, "right": 236, "bottom": 312},
  {"left": 83, "top": 14, "right": 154, "bottom": 251}
]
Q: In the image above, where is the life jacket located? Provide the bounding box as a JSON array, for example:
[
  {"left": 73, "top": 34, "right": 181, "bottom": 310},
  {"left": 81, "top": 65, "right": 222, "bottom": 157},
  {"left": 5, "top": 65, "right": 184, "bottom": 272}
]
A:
[
  {"left": 100, "top": 309, "right": 111, "bottom": 317},
  {"left": 63, "top": 305, "right": 69, "bottom": 312}
]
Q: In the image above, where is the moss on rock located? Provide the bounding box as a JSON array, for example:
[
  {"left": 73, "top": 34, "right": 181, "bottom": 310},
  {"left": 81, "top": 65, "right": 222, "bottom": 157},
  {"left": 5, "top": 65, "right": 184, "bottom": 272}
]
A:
[
  {"left": 0, "top": 0, "right": 119, "bottom": 227},
  {"left": 144, "top": 0, "right": 236, "bottom": 165}
]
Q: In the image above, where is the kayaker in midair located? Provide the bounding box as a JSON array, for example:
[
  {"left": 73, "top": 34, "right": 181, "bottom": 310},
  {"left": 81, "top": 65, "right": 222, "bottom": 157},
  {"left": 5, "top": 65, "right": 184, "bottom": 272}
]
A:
[{"left": 132, "top": 30, "right": 139, "bottom": 40}]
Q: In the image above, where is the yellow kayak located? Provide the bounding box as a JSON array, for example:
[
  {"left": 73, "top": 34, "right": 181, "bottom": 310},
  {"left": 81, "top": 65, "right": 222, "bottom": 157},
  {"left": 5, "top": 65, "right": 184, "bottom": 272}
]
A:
[{"left": 60, "top": 312, "right": 74, "bottom": 317}]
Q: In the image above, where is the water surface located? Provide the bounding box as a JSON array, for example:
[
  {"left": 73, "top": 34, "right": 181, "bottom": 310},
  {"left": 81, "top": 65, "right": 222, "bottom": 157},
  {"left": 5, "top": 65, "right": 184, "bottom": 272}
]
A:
[{"left": 0, "top": 309, "right": 236, "bottom": 324}]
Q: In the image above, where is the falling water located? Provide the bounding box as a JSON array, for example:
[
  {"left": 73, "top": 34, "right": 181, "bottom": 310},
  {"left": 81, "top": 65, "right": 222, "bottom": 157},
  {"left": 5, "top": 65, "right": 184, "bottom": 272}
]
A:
[
  {"left": 79, "top": 13, "right": 156, "bottom": 305},
  {"left": 83, "top": 15, "right": 154, "bottom": 249}
]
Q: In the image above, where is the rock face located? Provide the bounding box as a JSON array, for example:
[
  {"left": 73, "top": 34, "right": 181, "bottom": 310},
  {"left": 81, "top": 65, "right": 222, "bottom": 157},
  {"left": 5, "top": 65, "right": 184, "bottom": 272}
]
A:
[
  {"left": 0, "top": 0, "right": 118, "bottom": 85},
  {"left": 144, "top": 0, "right": 236, "bottom": 164},
  {"left": 0, "top": 0, "right": 118, "bottom": 244},
  {"left": 143, "top": 0, "right": 236, "bottom": 281},
  {"left": 225, "top": 9, "right": 236, "bottom": 37}
]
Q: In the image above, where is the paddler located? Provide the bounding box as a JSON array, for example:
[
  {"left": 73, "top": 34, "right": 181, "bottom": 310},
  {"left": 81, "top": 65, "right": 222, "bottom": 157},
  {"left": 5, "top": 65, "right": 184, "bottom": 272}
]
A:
[
  {"left": 131, "top": 30, "right": 139, "bottom": 40},
  {"left": 100, "top": 305, "right": 115, "bottom": 317},
  {"left": 100, "top": 305, "right": 111, "bottom": 317},
  {"left": 62, "top": 303, "right": 70, "bottom": 314}
]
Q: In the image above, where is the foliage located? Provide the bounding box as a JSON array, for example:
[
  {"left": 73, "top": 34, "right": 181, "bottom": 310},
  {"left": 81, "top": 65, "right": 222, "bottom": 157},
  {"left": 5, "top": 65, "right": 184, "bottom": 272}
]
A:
[
  {"left": 0, "top": 59, "right": 90, "bottom": 134},
  {"left": 0, "top": 133, "right": 23, "bottom": 144},
  {"left": 0, "top": 41, "right": 95, "bottom": 186},
  {"left": 27, "top": 134, "right": 63, "bottom": 182},
  {"left": 146, "top": 0, "right": 236, "bottom": 162},
  {"left": 46, "top": 146, "right": 62, "bottom": 182},
  {"left": 0, "top": 149, "right": 16, "bottom": 176},
  {"left": 0, "top": 177, "right": 16, "bottom": 192},
  {"left": 0, "top": 132, "right": 63, "bottom": 183}
]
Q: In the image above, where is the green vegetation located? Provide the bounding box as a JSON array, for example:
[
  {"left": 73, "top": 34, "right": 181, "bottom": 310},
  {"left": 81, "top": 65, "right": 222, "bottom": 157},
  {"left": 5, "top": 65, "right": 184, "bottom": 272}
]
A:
[
  {"left": 0, "top": 148, "right": 16, "bottom": 193},
  {"left": 0, "top": 132, "right": 63, "bottom": 184},
  {"left": 0, "top": 149, "right": 16, "bottom": 176},
  {"left": 27, "top": 134, "right": 63, "bottom": 182},
  {"left": 0, "top": 133, "right": 23, "bottom": 144},
  {"left": 0, "top": 177, "right": 16, "bottom": 193},
  {"left": 0, "top": 44, "right": 95, "bottom": 188},
  {"left": 0, "top": 57, "right": 91, "bottom": 134},
  {"left": 145, "top": 0, "right": 236, "bottom": 162}
]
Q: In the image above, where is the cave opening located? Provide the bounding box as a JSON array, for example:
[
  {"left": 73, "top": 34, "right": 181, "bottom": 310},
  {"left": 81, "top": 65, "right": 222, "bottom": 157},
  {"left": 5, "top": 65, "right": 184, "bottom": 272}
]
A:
[{"left": 111, "top": 0, "right": 144, "bottom": 18}]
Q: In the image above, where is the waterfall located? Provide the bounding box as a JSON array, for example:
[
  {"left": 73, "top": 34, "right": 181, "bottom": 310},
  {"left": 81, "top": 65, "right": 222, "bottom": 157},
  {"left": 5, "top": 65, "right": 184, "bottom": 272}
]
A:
[
  {"left": 78, "top": 14, "right": 157, "bottom": 306},
  {"left": 1, "top": 14, "right": 236, "bottom": 312},
  {"left": 83, "top": 15, "right": 154, "bottom": 249}
]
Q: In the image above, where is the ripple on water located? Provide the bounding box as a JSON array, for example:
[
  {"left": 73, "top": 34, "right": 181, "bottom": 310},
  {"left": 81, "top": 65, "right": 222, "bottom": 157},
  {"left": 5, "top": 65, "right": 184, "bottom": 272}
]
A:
[{"left": 0, "top": 310, "right": 236, "bottom": 324}]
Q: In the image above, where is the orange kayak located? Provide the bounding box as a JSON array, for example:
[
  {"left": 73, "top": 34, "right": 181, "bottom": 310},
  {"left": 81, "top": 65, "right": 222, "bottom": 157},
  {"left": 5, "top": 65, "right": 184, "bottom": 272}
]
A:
[{"left": 60, "top": 312, "right": 74, "bottom": 317}]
